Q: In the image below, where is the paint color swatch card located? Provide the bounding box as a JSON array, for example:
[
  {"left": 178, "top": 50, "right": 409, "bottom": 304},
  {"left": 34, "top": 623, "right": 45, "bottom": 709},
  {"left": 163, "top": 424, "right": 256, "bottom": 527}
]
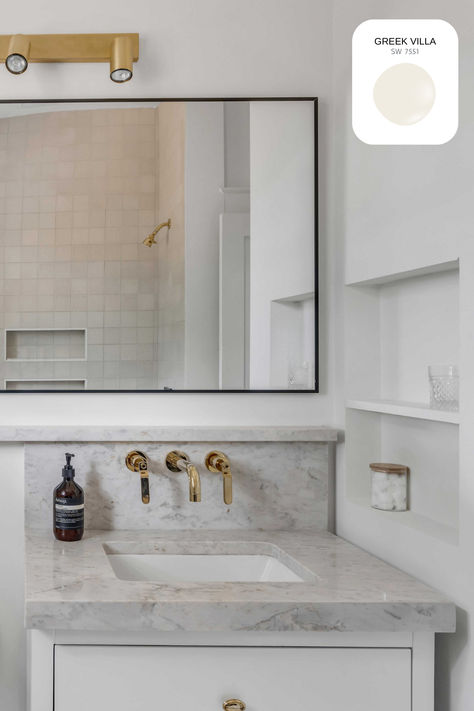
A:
[{"left": 352, "top": 19, "right": 458, "bottom": 145}]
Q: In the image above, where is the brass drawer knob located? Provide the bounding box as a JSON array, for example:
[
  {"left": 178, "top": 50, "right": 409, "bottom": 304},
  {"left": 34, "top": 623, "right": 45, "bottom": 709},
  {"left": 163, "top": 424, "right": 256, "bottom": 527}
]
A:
[{"left": 223, "top": 700, "right": 246, "bottom": 711}]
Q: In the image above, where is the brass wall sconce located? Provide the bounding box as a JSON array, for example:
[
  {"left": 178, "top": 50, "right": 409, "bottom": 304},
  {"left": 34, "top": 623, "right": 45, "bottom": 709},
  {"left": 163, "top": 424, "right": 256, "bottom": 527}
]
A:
[
  {"left": 143, "top": 219, "right": 172, "bottom": 247},
  {"left": 0, "top": 33, "right": 139, "bottom": 82}
]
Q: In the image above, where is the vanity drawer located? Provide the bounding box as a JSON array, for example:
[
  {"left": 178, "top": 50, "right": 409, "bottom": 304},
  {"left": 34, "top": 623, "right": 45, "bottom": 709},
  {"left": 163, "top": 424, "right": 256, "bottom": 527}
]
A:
[{"left": 54, "top": 644, "right": 411, "bottom": 711}]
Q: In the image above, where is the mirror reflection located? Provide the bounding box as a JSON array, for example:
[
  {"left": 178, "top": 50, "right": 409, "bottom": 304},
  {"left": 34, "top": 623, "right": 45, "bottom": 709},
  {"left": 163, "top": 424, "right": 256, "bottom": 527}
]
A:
[{"left": 0, "top": 99, "right": 316, "bottom": 391}]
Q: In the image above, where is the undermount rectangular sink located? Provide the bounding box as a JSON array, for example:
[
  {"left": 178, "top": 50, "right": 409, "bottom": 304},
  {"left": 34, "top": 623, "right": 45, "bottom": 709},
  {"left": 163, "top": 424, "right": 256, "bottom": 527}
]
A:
[{"left": 104, "top": 542, "right": 308, "bottom": 583}]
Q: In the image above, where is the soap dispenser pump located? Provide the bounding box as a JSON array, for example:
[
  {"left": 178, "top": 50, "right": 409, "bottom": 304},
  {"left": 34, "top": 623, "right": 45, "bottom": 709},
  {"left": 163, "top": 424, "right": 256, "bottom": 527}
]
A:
[{"left": 53, "top": 453, "right": 84, "bottom": 542}]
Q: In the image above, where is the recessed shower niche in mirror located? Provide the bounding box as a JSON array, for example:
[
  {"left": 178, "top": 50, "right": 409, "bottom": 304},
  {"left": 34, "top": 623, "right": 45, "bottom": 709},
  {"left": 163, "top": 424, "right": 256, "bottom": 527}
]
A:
[{"left": 0, "top": 99, "right": 317, "bottom": 391}]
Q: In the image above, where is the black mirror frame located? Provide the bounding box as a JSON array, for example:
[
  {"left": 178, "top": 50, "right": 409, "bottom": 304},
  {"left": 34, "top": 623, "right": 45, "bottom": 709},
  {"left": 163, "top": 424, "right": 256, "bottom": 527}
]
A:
[{"left": 0, "top": 97, "right": 318, "bottom": 394}]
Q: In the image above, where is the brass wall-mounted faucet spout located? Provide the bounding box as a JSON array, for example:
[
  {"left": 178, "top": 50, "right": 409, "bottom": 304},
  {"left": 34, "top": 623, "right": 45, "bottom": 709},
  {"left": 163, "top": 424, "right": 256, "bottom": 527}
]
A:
[
  {"left": 166, "top": 450, "right": 201, "bottom": 502},
  {"left": 125, "top": 450, "right": 150, "bottom": 504},
  {"left": 205, "top": 450, "right": 232, "bottom": 505}
]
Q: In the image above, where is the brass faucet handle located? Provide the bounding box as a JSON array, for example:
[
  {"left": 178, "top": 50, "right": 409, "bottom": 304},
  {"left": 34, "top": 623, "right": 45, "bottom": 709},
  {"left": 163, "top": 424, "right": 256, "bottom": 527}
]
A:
[
  {"left": 125, "top": 450, "right": 150, "bottom": 505},
  {"left": 140, "top": 475, "right": 150, "bottom": 505},
  {"left": 205, "top": 450, "right": 233, "bottom": 505},
  {"left": 125, "top": 449, "right": 149, "bottom": 472},
  {"left": 223, "top": 700, "right": 246, "bottom": 711},
  {"left": 205, "top": 450, "right": 230, "bottom": 473}
]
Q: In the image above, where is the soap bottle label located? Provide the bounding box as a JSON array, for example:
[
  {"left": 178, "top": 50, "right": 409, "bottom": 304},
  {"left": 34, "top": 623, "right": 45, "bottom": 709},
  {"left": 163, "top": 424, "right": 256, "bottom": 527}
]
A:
[{"left": 55, "top": 496, "right": 85, "bottom": 530}]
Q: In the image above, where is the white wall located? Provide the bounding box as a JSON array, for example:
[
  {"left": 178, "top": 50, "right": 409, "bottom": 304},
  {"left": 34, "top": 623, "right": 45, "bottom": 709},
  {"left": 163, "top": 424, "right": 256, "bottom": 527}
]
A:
[
  {"left": 224, "top": 101, "right": 250, "bottom": 188},
  {"left": 0, "top": 3, "right": 336, "bottom": 709},
  {"left": 184, "top": 102, "right": 224, "bottom": 389},
  {"left": 333, "top": 1, "right": 474, "bottom": 710},
  {"left": 219, "top": 212, "right": 250, "bottom": 389},
  {"left": 249, "top": 101, "right": 315, "bottom": 388}
]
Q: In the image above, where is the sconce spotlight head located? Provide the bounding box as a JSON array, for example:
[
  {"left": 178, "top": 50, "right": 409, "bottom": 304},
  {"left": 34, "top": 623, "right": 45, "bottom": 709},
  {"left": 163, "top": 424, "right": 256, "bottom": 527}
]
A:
[
  {"left": 110, "top": 36, "right": 133, "bottom": 83},
  {"left": 6, "top": 35, "right": 30, "bottom": 74},
  {"left": 111, "top": 68, "right": 132, "bottom": 83},
  {"left": 6, "top": 54, "right": 28, "bottom": 74}
]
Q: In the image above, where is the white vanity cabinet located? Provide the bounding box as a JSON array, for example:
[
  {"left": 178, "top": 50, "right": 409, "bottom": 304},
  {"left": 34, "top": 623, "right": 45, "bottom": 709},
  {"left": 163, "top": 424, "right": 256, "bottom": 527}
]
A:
[
  {"left": 29, "top": 630, "right": 435, "bottom": 711},
  {"left": 53, "top": 644, "right": 411, "bottom": 711},
  {"left": 24, "top": 438, "right": 451, "bottom": 711}
]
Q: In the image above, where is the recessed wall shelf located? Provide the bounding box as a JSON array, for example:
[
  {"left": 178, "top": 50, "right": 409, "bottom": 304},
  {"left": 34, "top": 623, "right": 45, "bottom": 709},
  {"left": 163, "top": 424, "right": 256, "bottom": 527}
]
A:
[
  {"left": 348, "top": 495, "right": 458, "bottom": 545},
  {"left": 346, "top": 257, "right": 459, "bottom": 287},
  {"left": 346, "top": 264, "right": 459, "bottom": 404},
  {"left": 346, "top": 408, "right": 459, "bottom": 544},
  {"left": 5, "top": 329, "right": 87, "bottom": 362},
  {"left": 270, "top": 292, "right": 315, "bottom": 389},
  {"left": 347, "top": 399, "right": 459, "bottom": 424},
  {"left": 345, "top": 259, "right": 460, "bottom": 546},
  {"left": 219, "top": 186, "right": 250, "bottom": 212}
]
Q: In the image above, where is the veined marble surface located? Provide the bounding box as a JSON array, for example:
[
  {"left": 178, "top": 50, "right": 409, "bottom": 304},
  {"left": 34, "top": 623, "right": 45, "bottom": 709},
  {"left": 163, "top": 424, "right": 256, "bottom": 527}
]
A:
[
  {"left": 25, "top": 528, "right": 455, "bottom": 632},
  {"left": 26, "top": 441, "right": 331, "bottom": 531},
  {"left": 0, "top": 425, "right": 338, "bottom": 443}
]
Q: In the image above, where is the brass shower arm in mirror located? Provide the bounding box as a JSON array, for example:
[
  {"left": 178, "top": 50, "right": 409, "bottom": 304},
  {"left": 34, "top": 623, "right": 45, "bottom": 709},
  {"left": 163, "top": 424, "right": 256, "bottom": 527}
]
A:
[
  {"left": 0, "top": 33, "right": 139, "bottom": 81},
  {"left": 143, "top": 219, "right": 172, "bottom": 247}
]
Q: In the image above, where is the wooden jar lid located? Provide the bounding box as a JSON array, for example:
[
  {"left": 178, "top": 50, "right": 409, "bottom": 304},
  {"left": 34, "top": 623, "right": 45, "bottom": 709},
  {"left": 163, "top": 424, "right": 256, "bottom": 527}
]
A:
[{"left": 369, "top": 462, "right": 408, "bottom": 474}]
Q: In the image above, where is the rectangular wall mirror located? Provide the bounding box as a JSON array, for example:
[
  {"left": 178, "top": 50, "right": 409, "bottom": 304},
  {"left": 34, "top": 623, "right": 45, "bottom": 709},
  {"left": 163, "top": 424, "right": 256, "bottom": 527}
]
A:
[{"left": 0, "top": 98, "right": 317, "bottom": 392}]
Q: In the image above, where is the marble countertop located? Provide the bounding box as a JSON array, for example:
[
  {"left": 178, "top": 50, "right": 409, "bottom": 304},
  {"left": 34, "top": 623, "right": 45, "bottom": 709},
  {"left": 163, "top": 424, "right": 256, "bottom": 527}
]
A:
[
  {"left": 0, "top": 425, "right": 338, "bottom": 442},
  {"left": 25, "top": 529, "right": 455, "bottom": 633}
]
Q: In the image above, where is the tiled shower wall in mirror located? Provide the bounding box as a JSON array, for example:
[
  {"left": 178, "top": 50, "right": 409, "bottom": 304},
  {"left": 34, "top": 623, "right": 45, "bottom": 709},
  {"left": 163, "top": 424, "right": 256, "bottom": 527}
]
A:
[{"left": 0, "top": 104, "right": 185, "bottom": 389}]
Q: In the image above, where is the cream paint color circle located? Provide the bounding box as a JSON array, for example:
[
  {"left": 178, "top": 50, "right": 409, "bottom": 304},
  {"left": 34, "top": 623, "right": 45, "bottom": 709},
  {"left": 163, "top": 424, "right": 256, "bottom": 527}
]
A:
[{"left": 373, "top": 63, "right": 436, "bottom": 126}]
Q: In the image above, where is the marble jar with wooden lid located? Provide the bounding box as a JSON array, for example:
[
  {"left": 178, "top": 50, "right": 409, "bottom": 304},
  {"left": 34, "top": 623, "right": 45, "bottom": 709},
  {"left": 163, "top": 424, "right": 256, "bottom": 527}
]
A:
[{"left": 370, "top": 462, "right": 408, "bottom": 511}]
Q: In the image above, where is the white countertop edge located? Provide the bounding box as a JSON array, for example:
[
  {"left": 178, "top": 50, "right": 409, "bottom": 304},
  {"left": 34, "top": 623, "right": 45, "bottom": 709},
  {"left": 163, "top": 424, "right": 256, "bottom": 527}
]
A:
[{"left": 0, "top": 425, "right": 339, "bottom": 443}]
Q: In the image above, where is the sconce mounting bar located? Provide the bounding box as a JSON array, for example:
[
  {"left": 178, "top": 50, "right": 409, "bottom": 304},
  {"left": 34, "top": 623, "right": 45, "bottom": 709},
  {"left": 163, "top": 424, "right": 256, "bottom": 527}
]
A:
[{"left": 0, "top": 33, "right": 139, "bottom": 64}]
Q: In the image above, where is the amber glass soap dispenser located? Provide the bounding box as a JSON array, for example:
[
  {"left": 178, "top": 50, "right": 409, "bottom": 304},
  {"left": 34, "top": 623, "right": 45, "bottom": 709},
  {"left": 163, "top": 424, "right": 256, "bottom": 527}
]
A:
[{"left": 53, "top": 453, "right": 84, "bottom": 541}]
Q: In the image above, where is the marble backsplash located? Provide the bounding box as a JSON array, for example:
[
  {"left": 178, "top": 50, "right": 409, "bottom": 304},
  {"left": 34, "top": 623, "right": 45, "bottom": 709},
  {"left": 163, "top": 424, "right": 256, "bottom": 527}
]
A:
[{"left": 25, "top": 441, "right": 332, "bottom": 531}]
